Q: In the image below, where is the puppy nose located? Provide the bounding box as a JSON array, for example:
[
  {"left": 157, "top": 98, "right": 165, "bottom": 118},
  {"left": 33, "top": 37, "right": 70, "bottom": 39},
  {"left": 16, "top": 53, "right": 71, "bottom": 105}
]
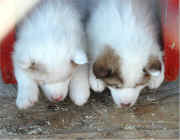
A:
[
  {"left": 54, "top": 96, "right": 63, "bottom": 102},
  {"left": 121, "top": 103, "right": 131, "bottom": 108}
]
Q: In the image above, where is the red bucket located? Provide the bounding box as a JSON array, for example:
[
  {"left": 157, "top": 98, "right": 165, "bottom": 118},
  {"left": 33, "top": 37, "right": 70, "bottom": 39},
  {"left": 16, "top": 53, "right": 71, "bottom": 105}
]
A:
[
  {"left": 161, "top": 0, "right": 179, "bottom": 81},
  {"left": 0, "top": 29, "right": 16, "bottom": 84}
]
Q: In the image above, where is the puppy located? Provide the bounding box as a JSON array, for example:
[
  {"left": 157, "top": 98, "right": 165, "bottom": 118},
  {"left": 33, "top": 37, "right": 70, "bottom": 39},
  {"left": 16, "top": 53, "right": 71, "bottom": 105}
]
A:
[
  {"left": 87, "top": 0, "right": 164, "bottom": 107},
  {"left": 13, "top": 0, "right": 90, "bottom": 109}
]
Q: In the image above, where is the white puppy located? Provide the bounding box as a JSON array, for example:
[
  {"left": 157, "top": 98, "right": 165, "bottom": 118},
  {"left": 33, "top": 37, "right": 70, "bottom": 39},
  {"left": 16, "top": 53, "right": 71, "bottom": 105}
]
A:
[
  {"left": 13, "top": 0, "right": 90, "bottom": 109},
  {"left": 87, "top": 0, "right": 164, "bottom": 108}
]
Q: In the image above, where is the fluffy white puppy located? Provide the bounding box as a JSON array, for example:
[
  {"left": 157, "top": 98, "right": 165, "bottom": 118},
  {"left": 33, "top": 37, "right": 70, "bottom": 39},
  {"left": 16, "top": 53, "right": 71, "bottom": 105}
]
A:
[
  {"left": 13, "top": 0, "right": 90, "bottom": 109},
  {"left": 87, "top": 0, "right": 164, "bottom": 107}
]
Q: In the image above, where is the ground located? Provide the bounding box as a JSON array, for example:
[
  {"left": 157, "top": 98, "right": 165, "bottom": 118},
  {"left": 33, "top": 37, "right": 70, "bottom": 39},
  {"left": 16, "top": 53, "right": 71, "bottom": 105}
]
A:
[{"left": 0, "top": 74, "right": 179, "bottom": 139}]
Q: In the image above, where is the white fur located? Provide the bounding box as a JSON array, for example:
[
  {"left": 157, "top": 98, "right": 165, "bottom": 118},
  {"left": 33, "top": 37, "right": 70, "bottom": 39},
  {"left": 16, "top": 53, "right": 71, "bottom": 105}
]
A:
[
  {"left": 89, "top": 64, "right": 106, "bottom": 92},
  {"left": 72, "top": 49, "right": 88, "bottom": 65},
  {"left": 15, "top": 66, "right": 39, "bottom": 109},
  {"left": 87, "top": 0, "right": 164, "bottom": 107},
  {"left": 109, "top": 86, "right": 145, "bottom": 107},
  {"left": 69, "top": 64, "right": 90, "bottom": 106},
  {"left": 13, "top": 0, "right": 89, "bottom": 109},
  {"left": 148, "top": 61, "right": 165, "bottom": 89},
  {"left": 40, "top": 80, "right": 70, "bottom": 102}
]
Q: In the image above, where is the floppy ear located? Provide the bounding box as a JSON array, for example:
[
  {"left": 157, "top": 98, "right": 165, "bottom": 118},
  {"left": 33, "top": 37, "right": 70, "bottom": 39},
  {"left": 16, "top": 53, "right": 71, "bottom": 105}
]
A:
[
  {"left": 71, "top": 49, "right": 88, "bottom": 65},
  {"left": 144, "top": 56, "right": 162, "bottom": 77},
  {"left": 17, "top": 59, "right": 45, "bottom": 72}
]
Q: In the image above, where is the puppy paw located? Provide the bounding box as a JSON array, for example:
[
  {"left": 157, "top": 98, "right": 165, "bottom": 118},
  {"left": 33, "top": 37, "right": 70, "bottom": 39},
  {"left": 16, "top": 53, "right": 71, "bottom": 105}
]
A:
[
  {"left": 71, "top": 95, "right": 89, "bottom": 106},
  {"left": 70, "top": 91, "right": 90, "bottom": 106},
  {"left": 89, "top": 77, "right": 105, "bottom": 92},
  {"left": 16, "top": 91, "right": 38, "bottom": 109},
  {"left": 148, "top": 80, "right": 162, "bottom": 89},
  {"left": 148, "top": 75, "right": 164, "bottom": 89},
  {"left": 70, "top": 64, "right": 90, "bottom": 106}
]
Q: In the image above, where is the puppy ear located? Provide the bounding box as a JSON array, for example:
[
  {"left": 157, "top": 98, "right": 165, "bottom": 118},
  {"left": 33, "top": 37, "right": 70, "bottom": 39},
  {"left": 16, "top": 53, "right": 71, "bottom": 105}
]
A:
[
  {"left": 71, "top": 49, "right": 88, "bottom": 65},
  {"left": 28, "top": 62, "right": 39, "bottom": 71},
  {"left": 144, "top": 56, "right": 162, "bottom": 77},
  {"left": 18, "top": 60, "right": 45, "bottom": 72},
  {"left": 17, "top": 59, "right": 34, "bottom": 70},
  {"left": 93, "top": 46, "right": 120, "bottom": 79}
]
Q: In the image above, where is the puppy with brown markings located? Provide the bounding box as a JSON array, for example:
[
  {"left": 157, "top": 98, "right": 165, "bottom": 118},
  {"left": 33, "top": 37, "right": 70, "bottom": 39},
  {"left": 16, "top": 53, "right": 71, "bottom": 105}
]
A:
[{"left": 87, "top": 0, "right": 164, "bottom": 107}]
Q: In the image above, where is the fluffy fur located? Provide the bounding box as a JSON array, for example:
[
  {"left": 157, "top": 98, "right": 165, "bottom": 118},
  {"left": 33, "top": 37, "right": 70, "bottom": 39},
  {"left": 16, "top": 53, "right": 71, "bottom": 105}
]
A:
[
  {"left": 87, "top": 0, "right": 164, "bottom": 107},
  {"left": 13, "top": 0, "right": 90, "bottom": 109}
]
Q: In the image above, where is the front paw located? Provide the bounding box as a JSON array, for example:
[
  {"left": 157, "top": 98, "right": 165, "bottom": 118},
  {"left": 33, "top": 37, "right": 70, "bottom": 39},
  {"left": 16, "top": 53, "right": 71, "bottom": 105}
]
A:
[
  {"left": 89, "top": 77, "right": 105, "bottom": 92},
  {"left": 148, "top": 75, "right": 164, "bottom": 89},
  {"left": 70, "top": 93, "right": 89, "bottom": 106},
  {"left": 148, "top": 80, "right": 161, "bottom": 89},
  {"left": 16, "top": 91, "right": 38, "bottom": 109},
  {"left": 70, "top": 90, "right": 90, "bottom": 106}
]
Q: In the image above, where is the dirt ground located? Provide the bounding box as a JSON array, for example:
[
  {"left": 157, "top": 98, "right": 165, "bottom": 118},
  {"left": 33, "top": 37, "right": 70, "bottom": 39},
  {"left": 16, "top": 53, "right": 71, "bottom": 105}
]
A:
[{"left": 0, "top": 74, "right": 179, "bottom": 139}]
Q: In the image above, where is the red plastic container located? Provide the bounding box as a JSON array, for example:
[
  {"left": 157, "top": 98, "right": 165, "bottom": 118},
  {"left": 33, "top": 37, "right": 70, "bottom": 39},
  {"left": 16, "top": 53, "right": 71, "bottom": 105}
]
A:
[
  {"left": 0, "top": 29, "right": 17, "bottom": 84},
  {"left": 0, "top": 0, "right": 179, "bottom": 84},
  {"left": 161, "top": 0, "right": 179, "bottom": 81}
]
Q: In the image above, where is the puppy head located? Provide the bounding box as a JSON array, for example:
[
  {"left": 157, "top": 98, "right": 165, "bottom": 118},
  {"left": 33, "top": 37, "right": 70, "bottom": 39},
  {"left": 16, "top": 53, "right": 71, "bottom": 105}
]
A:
[
  {"left": 14, "top": 40, "right": 88, "bottom": 86},
  {"left": 93, "top": 46, "right": 164, "bottom": 107},
  {"left": 41, "top": 79, "right": 70, "bottom": 102}
]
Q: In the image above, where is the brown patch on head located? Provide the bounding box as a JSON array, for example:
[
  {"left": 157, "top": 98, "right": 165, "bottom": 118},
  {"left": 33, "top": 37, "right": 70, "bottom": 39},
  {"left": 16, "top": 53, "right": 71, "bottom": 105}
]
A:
[
  {"left": 93, "top": 46, "right": 123, "bottom": 87},
  {"left": 146, "top": 56, "right": 162, "bottom": 72}
]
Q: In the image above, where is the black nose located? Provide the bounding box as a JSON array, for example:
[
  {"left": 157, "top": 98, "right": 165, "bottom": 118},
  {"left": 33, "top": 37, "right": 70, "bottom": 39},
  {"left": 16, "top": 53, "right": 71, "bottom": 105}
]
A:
[{"left": 121, "top": 103, "right": 131, "bottom": 108}]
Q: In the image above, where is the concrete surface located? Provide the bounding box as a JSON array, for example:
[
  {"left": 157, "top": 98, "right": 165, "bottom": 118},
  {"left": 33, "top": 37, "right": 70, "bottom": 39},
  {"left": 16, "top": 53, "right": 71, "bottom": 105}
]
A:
[{"left": 0, "top": 73, "right": 179, "bottom": 139}]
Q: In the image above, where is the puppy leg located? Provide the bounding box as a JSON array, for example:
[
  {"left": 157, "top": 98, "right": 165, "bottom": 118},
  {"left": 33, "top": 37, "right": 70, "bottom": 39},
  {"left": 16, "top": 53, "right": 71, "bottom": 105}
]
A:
[
  {"left": 15, "top": 67, "right": 39, "bottom": 109},
  {"left": 40, "top": 80, "right": 69, "bottom": 102},
  {"left": 148, "top": 65, "right": 165, "bottom": 89},
  {"left": 148, "top": 74, "right": 164, "bottom": 89},
  {"left": 69, "top": 64, "right": 90, "bottom": 106},
  {"left": 89, "top": 64, "right": 105, "bottom": 92}
]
